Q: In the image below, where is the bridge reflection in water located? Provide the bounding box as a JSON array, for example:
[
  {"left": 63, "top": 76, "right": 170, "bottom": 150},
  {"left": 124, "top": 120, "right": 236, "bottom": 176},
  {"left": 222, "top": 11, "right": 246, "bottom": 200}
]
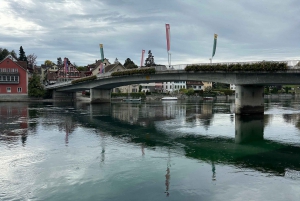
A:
[
  {"left": 1, "top": 101, "right": 300, "bottom": 179},
  {"left": 77, "top": 101, "right": 300, "bottom": 177}
]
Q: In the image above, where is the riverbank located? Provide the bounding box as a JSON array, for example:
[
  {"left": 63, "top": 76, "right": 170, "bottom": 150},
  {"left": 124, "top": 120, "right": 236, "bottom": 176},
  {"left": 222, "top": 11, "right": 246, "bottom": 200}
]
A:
[{"left": 0, "top": 93, "right": 297, "bottom": 102}]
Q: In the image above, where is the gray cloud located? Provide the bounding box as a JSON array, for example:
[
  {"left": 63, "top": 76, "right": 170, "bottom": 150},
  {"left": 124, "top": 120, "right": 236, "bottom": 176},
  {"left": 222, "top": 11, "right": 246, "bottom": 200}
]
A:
[{"left": 1, "top": 0, "right": 300, "bottom": 66}]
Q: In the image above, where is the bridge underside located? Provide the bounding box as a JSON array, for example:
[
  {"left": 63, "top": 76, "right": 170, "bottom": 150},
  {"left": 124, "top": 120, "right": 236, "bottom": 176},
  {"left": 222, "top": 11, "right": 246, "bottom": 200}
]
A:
[{"left": 47, "top": 70, "right": 300, "bottom": 114}]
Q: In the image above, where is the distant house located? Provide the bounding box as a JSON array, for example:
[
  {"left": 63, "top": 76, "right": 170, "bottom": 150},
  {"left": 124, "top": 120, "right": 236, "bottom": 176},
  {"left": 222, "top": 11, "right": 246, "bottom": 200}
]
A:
[
  {"left": 98, "top": 60, "right": 139, "bottom": 93},
  {"left": 85, "top": 58, "right": 111, "bottom": 77},
  {"left": 56, "top": 58, "right": 81, "bottom": 82},
  {"left": 186, "top": 81, "right": 204, "bottom": 91},
  {"left": 0, "top": 55, "right": 29, "bottom": 98}
]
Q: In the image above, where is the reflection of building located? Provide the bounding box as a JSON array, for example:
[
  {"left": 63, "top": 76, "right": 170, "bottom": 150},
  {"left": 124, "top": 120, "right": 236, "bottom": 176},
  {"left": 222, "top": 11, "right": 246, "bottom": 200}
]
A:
[
  {"left": 0, "top": 103, "right": 29, "bottom": 145},
  {"left": 111, "top": 104, "right": 140, "bottom": 124}
]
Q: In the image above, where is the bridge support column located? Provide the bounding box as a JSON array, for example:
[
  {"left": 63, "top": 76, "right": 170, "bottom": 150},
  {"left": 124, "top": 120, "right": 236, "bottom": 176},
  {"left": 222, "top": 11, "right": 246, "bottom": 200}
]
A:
[
  {"left": 235, "top": 85, "right": 264, "bottom": 114},
  {"left": 90, "top": 89, "right": 111, "bottom": 103},
  {"left": 235, "top": 115, "right": 264, "bottom": 144},
  {"left": 52, "top": 90, "right": 76, "bottom": 102}
]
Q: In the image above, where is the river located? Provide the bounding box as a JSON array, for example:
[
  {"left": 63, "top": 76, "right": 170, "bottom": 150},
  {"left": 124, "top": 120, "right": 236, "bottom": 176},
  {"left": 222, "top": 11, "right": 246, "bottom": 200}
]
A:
[{"left": 1, "top": 98, "right": 300, "bottom": 201}]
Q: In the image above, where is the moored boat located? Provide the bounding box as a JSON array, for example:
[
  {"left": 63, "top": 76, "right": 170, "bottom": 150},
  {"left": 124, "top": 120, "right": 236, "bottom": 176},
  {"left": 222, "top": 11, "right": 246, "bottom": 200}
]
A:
[{"left": 161, "top": 97, "right": 178, "bottom": 101}]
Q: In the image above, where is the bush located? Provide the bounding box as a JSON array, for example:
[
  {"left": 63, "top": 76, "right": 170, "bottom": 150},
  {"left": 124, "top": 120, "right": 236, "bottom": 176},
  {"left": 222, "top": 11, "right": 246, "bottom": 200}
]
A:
[
  {"left": 72, "top": 75, "right": 97, "bottom": 84},
  {"left": 111, "top": 67, "right": 155, "bottom": 76},
  {"left": 185, "top": 61, "right": 288, "bottom": 72}
]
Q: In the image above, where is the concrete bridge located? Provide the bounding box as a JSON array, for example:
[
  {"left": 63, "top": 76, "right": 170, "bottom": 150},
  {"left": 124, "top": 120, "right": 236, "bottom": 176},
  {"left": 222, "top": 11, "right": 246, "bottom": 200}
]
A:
[{"left": 45, "top": 60, "right": 300, "bottom": 115}]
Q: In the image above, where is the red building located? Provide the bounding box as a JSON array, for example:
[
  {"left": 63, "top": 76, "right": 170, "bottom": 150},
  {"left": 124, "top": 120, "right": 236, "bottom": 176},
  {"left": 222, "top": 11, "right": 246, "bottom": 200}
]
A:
[
  {"left": 0, "top": 55, "right": 28, "bottom": 96},
  {"left": 56, "top": 57, "right": 81, "bottom": 82}
]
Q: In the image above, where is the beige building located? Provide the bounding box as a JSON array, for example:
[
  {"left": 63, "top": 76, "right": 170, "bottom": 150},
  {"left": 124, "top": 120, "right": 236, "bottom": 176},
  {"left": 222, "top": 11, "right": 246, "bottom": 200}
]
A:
[{"left": 202, "top": 81, "right": 213, "bottom": 90}]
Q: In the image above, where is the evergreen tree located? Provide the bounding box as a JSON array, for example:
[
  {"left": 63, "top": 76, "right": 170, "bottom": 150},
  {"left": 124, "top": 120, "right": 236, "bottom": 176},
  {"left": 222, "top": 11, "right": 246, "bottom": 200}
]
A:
[
  {"left": 0, "top": 48, "right": 18, "bottom": 61},
  {"left": 57, "top": 57, "right": 62, "bottom": 66},
  {"left": 28, "top": 73, "right": 45, "bottom": 98},
  {"left": 18, "top": 46, "right": 27, "bottom": 61},
  {"left": 124, "top": 58, "right": 138, "bottom": 69},
  {"left": 0, "top": 48, "right": 9, "bottom": 60}
]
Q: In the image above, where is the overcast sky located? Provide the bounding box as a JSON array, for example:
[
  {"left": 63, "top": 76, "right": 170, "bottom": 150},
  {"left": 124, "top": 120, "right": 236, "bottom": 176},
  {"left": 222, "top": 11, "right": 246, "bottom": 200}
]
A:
[{"left": 1, "top": 0, "right": 300, "bottom": 66}]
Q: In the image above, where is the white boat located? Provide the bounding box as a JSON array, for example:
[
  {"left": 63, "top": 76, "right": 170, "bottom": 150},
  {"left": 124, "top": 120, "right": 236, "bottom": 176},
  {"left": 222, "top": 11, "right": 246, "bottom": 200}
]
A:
[{"left": 161, "top": 97, "right": 178, "bottom": 101}]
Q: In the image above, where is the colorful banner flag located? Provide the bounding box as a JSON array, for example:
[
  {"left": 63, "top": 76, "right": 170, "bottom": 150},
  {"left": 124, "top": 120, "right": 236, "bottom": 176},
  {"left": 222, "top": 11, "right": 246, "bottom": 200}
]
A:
[
  {"left": 141, "top": 49, "right": 145, "bottom": 67},
  {"left": 99, "top": 44, "right": 104, "bottom": 62},
  {"left": 98, "top": 63, "right": 103, "bottom": 74},
  {"left": 64, "top": 57, "right": 68, "bottom": 72},
  {"left": 212, "top": 34, "right": 218, "bottom": 58},
  {"left": 165, "top": 24, "right": 170, "bottom": 51}
]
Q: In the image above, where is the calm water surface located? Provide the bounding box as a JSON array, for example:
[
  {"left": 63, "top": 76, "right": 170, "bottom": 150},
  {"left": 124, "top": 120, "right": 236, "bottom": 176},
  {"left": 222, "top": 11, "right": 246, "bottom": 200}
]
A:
[{"left": 1, "top": 99, "right": 300, "bottom": 201}]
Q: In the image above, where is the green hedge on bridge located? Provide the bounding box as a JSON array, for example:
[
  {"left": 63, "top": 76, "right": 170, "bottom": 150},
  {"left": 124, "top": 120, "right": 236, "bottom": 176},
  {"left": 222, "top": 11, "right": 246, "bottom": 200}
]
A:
[
  {"left": 71, "top": 75, "right": 97, "bottom": 84},
  {"left": 111, "top": 67, "right": 155, "bottom": 76},
  {"left": 185, "top": 61, "right": 288, "bottom": 72}
]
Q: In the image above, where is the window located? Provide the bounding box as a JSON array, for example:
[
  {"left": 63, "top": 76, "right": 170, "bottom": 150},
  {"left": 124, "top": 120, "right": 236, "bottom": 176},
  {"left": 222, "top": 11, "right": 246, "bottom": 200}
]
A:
[
  {"left": 17, "top": 88, "right": 22, "bottom": 92},
  {"left": 7, "top": 87, "right": 11, "bottom": 93}
]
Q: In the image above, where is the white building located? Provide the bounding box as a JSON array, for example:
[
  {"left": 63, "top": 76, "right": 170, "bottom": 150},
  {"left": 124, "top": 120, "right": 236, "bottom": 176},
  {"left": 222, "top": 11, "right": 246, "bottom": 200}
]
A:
[{"left": 163, "top": 81, "right": 186, "bottom": 93}]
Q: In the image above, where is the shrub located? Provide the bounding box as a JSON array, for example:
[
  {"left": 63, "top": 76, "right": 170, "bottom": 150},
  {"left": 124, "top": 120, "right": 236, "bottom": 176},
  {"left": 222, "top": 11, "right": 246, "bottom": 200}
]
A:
[
  {"left": 185, "top": 61, "right": 288, "bottom": 72},
  {"left": 72, "top": 75, "right": 97, "bottom": 84},
  {"left": 111, "top": 67, "right": 155, "bottom": 76}
]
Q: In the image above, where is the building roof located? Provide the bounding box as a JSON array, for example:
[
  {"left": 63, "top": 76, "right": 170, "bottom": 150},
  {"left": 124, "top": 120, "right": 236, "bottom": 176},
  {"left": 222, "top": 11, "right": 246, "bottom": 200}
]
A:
[
  {"left": 186, "top": 81, "right": 204, "bottom": 85},
  {"left": 103, "top": 62, "right": 126, "bottom": 72},
  {"left": 0, "top": 56, "right": 28, "bottom": 72}
]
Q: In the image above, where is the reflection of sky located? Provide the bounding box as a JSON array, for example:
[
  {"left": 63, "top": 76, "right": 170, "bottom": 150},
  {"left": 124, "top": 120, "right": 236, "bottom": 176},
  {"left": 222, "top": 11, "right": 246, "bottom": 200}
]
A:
[
  {"left": 155, "top": 114, "right": 235, "bottom": 139},
  {"left": 1, "top": 102, "right": 300, "bottom": 200}
]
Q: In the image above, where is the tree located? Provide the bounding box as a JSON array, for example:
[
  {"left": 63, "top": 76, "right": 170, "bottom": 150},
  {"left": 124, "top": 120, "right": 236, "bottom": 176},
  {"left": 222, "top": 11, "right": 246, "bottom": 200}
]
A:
[
  {"left": 124, "top": 58, "right": 138, "bottom": 69},
  {"left": 0, "top": 48, "right": 18, "bottom": 61},
  {"left": 44, "top": 60, "right": 55, "bottom": 66},
  {"left": 77, "top": 66, "right": 87, "bottom": 71},
  {"left": 57, "top": 57, "right": 62, "bottom": 66},
  {"left": 0, "top": 48, "right": 9, "bottom": 60},
  {"left": 204, "top": 86, "right": 212, "bottom": 93},
  {"left": 18, "top": 46, "right": 27, "bottom": 61},
  {"left": 27, "top": 53, "right": 37, "bottom": 66},
  {"left": 10, "top": 50, "right": 17, "bottom": 60},
  {"left": 186, "top": 88, "right": 194, "bottom": 96},
  {"left": 28, "top": 73, "right": 45, "bottom": 98}
]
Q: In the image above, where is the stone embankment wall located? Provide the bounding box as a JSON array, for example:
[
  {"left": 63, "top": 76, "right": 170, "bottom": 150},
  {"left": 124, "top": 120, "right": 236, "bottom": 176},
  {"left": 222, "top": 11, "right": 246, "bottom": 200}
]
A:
[{"left": 0, "top": 94, "right": 30, "bottom": 102}]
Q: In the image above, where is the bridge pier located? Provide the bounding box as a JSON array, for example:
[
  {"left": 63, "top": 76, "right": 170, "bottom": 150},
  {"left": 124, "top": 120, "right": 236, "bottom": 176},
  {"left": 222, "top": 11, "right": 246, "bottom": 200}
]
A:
[
  {"left": 52, "top": 90, "right": 76, "bottom": 102},
  {"left": 90, "top": 89, "right": 111, "bottom": 103},
  {"left": 235, "top": 85, "right": 264, "bottom": 115}
]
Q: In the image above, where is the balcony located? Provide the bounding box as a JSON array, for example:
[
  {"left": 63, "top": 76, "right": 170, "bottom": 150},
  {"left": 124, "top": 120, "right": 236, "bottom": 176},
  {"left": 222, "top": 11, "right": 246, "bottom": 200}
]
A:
[{"left": 0, "top": 73, "right": 20, "bottom": 84}]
